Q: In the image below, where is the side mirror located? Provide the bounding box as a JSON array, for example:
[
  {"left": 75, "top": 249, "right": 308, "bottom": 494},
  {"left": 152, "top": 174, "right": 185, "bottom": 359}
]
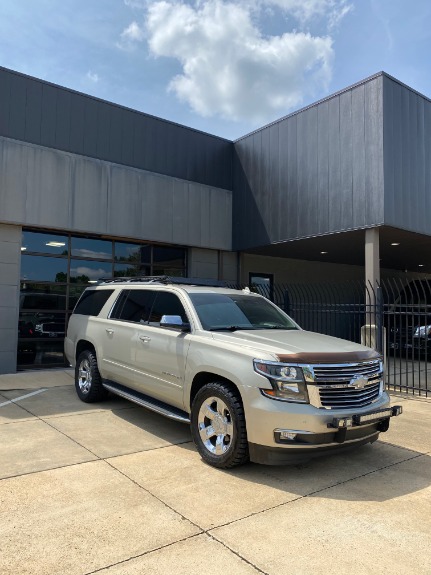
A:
[{"left": 160, "top": 315, "right": 190, "bottom": 332}]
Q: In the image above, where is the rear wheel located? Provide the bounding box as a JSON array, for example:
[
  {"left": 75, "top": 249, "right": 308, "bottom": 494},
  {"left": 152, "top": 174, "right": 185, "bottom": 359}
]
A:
[
  {"left": 191, "top": 382, "right": 249, "bottom": 468},
  {"left": 75, "top": 350, "right": 108, "bottom": 403}
]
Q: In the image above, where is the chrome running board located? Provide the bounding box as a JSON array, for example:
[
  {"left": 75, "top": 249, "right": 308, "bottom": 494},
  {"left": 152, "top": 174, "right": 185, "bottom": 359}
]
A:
[{"left": 103, "top": 380, "right": 190, "bottom": 424}]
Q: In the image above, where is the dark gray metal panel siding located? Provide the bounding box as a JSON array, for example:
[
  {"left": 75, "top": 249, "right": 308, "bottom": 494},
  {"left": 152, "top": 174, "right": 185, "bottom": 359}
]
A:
[
  {"left": 233, "top": 75, "right": 385, "bottom": 250},
  {"left": 0, "top": 66, "right": 232, "bottom": 190},
  {"left": 383, "top": 76, "right": 431, "bottom": 236}
]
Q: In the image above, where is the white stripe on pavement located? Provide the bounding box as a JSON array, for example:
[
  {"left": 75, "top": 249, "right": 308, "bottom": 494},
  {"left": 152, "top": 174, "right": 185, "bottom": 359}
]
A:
[{"left": 0, "top": 388, "right": 48, "bottom": 408}]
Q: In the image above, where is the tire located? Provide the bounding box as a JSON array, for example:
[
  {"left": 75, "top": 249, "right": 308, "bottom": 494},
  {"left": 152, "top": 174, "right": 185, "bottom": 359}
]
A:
[
  {"left": 75, "top": 350, "right": 108, "bottom": 403},
  {"left": 191, "top": 382, "right": 249, "bottom": 469}
]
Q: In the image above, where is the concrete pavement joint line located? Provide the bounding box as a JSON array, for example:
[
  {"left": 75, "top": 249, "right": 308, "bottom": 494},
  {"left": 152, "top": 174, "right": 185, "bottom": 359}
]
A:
[
  {"left": 200, "top": 450, "right": 426, "bottom": 534},
  {"left": 380, "top": 440, "right": 429, "bottom": 455},
  {"left": 104, "top": 459, "right": 204, "bottom": 530},
  {"left": 0, "top": 388, "right": 48, "bottom": 407},
  {"left": 82, "top": 532, "right": 267, "bottom": 575},
  {"left": 209, "top": 531, "right": 270, "bottom": 574},
  {"left": 0, "top": 459, "right": 101, "bottom": 482},
  {"left": 82, "top": 534, "right": 211, "bottom": 575},
  {"left": 207, "top": 532, "right": 270, "bottom": 575}
]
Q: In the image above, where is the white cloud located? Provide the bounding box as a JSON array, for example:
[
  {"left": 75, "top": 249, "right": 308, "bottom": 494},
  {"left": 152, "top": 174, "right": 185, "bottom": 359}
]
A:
[
  {"left": 86, "top": 70, "right": 99, "bottom": 83},
  {"left": 121, "top": 0, "right": 350, "bottom": 123},
  {"left": 118, "top": 20, "right": 145, "bottom": 49},
  {"left": 262, "top": 0, "right": 352, "bottom": 26}
]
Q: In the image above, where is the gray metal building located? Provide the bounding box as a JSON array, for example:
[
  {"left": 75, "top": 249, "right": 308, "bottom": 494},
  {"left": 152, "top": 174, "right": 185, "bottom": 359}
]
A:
[{"left": 1, "top": 66, "right": 431, "bottom": 373}]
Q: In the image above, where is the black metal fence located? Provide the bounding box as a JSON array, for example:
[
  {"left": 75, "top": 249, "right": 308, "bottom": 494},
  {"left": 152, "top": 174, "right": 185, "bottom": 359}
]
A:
[{"left": 233, "top": 277, "right": 431, "bottom": 398}]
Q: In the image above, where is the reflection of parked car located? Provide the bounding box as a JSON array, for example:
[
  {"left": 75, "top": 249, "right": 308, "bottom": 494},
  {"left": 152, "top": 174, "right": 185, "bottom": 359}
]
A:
[
  {"left": 18, "top": 292, "right": 68, "bottom": 365},
  {"left": 386, "top": 280, "right": 431, "bottom": 357}
]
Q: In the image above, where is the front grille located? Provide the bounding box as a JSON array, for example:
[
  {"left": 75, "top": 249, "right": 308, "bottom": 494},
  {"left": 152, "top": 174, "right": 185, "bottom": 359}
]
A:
[{"left": 309, "top": 360, "right": 383, "bottom": 409}]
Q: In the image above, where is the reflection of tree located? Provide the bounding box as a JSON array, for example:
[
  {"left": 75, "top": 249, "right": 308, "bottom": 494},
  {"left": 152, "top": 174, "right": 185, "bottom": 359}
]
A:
[
  {"left": 70, "top": 275, "right": 90, "bottom": 284},
  {"left": 114, "top": 266, "right": 138, "bottom": 278},
  {"left": 55, "top": 272, "right": 68, "bottom": 283}
]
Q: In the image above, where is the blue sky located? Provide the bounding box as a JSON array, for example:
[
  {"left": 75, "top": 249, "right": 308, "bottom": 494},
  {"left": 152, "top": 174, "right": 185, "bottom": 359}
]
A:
[{"left": 1, "top": 0, "right": 431, "bottom": 140}]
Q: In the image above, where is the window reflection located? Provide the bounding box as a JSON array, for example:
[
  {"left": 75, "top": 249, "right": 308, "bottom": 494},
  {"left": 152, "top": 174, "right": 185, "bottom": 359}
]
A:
[
  {"left": 71, "top": 237, "right": 112, "bottom": 260},
  {"left": 21, "top": 231, "right": 68, "bottom": 255},
  {"left": 114, "top": 242, "right": 143, "bottom": 263},
  {"left": 21, "top": 255, "right": 68, "bottom": 282},
  {"left": 114, "top": 264, "right": 141, "bottom": 278},
  {"left": 70, "top": 260, "right": 112, "bottom": 283},
  {"left": 19, "top": 229, "right": 188, "bottom": 369}
]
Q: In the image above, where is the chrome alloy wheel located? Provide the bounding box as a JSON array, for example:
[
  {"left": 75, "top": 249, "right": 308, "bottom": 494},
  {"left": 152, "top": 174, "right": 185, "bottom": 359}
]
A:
[
  {"left": 197, "top": 396, "right": 234, "bottom": 456},
  {"left": 77, "top": 358, "right": 92, "bottom": 394}
]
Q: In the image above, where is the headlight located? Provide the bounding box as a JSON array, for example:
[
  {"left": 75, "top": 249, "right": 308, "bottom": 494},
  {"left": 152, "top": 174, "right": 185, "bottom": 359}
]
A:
[{"left": 253, "top": 359, "right": 309, "bottom": 403}]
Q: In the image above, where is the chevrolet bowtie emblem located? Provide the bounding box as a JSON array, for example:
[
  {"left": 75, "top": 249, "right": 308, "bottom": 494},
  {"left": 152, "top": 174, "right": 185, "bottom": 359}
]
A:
[{"left": 349, "top": 376, "right": 368, "bottom": 389}]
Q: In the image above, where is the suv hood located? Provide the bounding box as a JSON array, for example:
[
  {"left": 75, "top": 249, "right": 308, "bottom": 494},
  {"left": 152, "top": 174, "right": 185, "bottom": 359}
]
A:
[{"left": 211, "top": 329, "right": 380, "bottom": 362}]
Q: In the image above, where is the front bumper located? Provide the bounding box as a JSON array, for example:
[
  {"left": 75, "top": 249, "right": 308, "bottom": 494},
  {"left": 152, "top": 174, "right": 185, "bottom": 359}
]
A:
[{"left": 250, "top": 407, "right": 403, "bottom": 465}]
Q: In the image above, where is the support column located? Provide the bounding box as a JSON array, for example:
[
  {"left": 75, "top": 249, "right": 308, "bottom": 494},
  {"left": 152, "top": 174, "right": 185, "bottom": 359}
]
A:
[
  {"left": 363, "top": 227, "right": 381, "bottom": 351},
  {"left": 0, "top": 224, "right": 21, "bottom": 374},
  {"left": 365, "top": 227, "right": 380, "bottom": 298}
]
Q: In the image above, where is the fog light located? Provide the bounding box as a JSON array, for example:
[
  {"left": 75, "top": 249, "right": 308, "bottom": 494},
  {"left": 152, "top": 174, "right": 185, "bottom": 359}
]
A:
[
  {"left": 280, "top": 431, "right": 297, "bottom": 441},
  {"left": 331, "top": 417, "right": 353, "bottom": 429}
]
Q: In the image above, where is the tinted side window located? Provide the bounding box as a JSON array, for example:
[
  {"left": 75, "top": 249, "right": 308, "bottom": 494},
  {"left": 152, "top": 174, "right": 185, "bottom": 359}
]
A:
[
  {"left": 149, "top": 292, "right": 188, "bottom": 324},
  {"left": 115, "top": 290, "right": 157, "bottom": 323},
  {"left": 73, "top": 290, "right": 114, "bottom": 316}
]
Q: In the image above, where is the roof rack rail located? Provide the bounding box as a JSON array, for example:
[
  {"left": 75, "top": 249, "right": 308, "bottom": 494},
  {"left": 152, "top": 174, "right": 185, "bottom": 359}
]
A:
[{"left": 96, "top": 275, "right": 228, "bottom": 288}]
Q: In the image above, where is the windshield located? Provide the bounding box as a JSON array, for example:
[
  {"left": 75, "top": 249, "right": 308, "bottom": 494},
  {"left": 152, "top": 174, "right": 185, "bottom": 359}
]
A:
[{"left": 189, "top": 293, "right": 298, "bottom": 331}]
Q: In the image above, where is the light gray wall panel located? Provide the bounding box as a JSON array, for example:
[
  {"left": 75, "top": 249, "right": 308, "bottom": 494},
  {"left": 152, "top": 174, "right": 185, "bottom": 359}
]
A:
[
  {"left": 0, "top": 137, "right": 232, "bottom": 251},
  {"left": 0, "top": 139, "right": 28, "bottom": 222},
  {"left": 172, "top": 180, "right": 190, "bottom": 246},
  {"left": 71, "top": 157, "right": 108, "bottom": 234},
  {"left": 25, "top": 145, "right": 72, "bottom": 230},
  {"left": 383, "top": 75, "right": 431, "bottom": 236},
  {"left": 108, "top": 165, "right": 142, "bottom": 239},
  {"left": 233, "top": 75, "right": 385, "bottom": 250},
  {"left": 141, "top": 173, "right": 174, "bottom": 244}
]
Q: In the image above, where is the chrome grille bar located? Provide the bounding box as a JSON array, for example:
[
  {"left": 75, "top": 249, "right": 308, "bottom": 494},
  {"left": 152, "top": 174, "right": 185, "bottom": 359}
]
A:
[{"left": 307, "top": 360, "right": 383, "bottom": 409}]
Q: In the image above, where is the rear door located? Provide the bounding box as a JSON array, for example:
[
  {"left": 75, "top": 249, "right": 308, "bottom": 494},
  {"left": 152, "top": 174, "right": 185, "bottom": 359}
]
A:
[
  {"left": 100, "top": 289, "right": 156, "bottom": 387},
  {"left": 133, "top": 290, "right": 192, "bottom": 409}
]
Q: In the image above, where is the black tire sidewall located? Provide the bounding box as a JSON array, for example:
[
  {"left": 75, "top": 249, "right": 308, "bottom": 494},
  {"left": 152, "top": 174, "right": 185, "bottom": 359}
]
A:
[
  {"left": 191, "top": 382, "right": 248, "bottom": 468},
  {"left": 75, "top": 350, "right": 106, "bottom": 403}
]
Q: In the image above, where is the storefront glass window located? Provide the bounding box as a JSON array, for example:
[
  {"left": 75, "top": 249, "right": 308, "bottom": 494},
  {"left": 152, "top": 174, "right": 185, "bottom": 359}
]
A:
[{"left": 18, "top": 229, "right": 187, "bottom": 369}]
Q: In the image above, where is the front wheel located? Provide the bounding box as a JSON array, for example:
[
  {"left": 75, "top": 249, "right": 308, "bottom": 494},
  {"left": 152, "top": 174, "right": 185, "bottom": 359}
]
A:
[
  {"left": 191, "top": 382, "right": 249, "bottom": 468},
  {"left": 75, "top": 350, "right": 108, "bottom": 403}
]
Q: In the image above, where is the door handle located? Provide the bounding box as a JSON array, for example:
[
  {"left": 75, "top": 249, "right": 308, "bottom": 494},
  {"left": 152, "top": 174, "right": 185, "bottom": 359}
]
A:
[
  {"left": 106, "top": 329, "right": 114, "bottom": 335},
  {"left": 139, "top": 335, "right": 151, "bottom": 343}
]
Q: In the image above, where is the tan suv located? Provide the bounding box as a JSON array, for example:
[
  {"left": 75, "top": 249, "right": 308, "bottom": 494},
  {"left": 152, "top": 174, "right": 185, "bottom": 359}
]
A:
[{"left": 65, "top": 277, "right": 402, "bottom": 468}]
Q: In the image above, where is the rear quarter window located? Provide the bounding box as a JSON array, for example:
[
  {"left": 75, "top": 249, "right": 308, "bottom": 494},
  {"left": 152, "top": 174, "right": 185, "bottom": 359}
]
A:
[{"left": 73, "top": 289, "right": 114, "bottom": 316}]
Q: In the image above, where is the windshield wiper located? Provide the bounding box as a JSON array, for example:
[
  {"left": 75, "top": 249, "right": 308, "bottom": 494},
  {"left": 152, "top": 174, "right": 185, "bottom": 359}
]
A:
[{"left": 209, "top": 326, "right": 253, "bottom": 332}]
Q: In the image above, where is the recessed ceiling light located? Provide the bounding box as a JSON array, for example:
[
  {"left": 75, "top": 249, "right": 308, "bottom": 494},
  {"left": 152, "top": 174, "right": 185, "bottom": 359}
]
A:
[
  {"left": 46, "top": 241, "right": 66, "bottom": 247},
  {"left": 321, "top": 251, "right": 328, "bottom": 254},
  {"left": 391, "top": 242, "right": 400, "bottom": 246},
  {"left": 419, "top": 264, "right": 424, "bottom": 267}
]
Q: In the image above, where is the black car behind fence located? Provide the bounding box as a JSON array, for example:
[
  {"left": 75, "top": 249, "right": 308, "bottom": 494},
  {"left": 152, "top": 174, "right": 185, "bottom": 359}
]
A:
[{"left": 233, "top": 277, "right": 431, "bottom": 398}]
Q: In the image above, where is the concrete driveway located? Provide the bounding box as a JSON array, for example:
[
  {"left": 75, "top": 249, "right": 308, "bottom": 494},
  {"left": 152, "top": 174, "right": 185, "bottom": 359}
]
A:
[{"left": 0, "top": 370, "right": 430, "bottom": 575}]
